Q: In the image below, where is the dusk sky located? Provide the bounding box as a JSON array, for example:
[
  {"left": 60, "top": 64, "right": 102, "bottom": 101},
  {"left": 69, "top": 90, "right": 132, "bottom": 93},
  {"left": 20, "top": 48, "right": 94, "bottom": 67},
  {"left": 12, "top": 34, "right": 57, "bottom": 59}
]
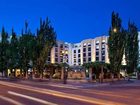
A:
[{"left": 0, "top": 0, "right": 140, "bottom": 43}]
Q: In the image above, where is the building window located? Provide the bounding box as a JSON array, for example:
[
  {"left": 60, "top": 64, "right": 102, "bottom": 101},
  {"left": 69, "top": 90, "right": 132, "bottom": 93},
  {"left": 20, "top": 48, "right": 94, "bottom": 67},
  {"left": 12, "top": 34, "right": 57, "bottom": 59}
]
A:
[
  {"left": 88, "top": 57, "right": 91, "bottom": 62},
  {"left": 48, "top": 57, "right": 51, "bottom": 61},
  {"left": 102, "top": 45, "right": 105, "bottom": 50},
  {"left": 83, "top": 58, "right": 86, "bottom": 62},
  {"left": 83, "top": 48, "right": 86, "bottom": 52},
  {"left": 102, "top": 51, "right": 105, "bottom": 55},
  {"left": 88, "top": 47, "right": 91, "bottom": 51},
  {"left": 55, "top": 44, "right": 58, "bottom": 47},
  {"left": 78, "top": 49, "right": 80, "bottom": 53},
  {"left": 96, "top": 57, "right": 99, "bottom": 61},
  {"left": 78, "top": 54, "right": 80, "bottom": 58},
  {"left": 83, "top": 53, "right": 86, "bottom": 57},
  {"left": 74, "top": 54, "right": 76, "bottom": 58},
  {"left": 55, "top": 48, "right": 58, "bottom": 52},
  {"left": 78, "top": 59, "right": 81, "bottom": 62},
  {"left": 83, "top": 43, "right": 86, "bottom": 47},
  {"left": 74, "top": 50, "right": 76, "bottom": 53},
  {"left": 60, "top": 44, "right": 63, "bottom": 48},
  {"left": 60, "top": 59, "right": 63, "bottom": 62},
  {"left": 74, "top": 59, "right": 76, "bottom": 63},
  {"left": 96, "top": 40, "right": 99, "bottom": 45},
  {"left": 88, "top": 52, "right": 91, "bottom": 56},
  {"left": 96, "top": 46, "right": 99, "bottom": 50},
  {"left": 88, "top": 43, "right": 91, "bottom": 46},
  {"left": 102, "top": 42, "right": 105, "bottom": 44},
  {"left": 74, "top": 45, "right": 77, "bottom": 48},
  {"left": 96, "top": 52, "right": 99, "bottom": 56},
  {"left": 55, "top": 58, "right": 58, "bottom": 62},
  {"left": 55, "top": 54, "right": 58, "bottom": 57},
  {"left": 60, "top": 50, "right": 63, "bottom": 55},
  {"left": 65, "top": 45, "right": 68, "bottom": 48},
  {"left": 102, "top": 40, "right": 105, "bottom": 44},
  {"left": 102, "top": 56, "right": 105, "bottom": 61}
]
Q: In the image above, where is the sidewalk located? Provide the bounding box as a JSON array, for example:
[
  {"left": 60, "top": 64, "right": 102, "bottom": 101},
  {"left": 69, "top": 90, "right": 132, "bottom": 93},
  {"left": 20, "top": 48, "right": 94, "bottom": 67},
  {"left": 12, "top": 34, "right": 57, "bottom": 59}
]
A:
[
  {"left": 18, "top": 78, "right": 140, "bottom": 89},
  {"left": 1, "top": 77, "right": 140, "bottom": 89},
  {"left": 19, "top": 78, "right": 110, "bottom": 89}
]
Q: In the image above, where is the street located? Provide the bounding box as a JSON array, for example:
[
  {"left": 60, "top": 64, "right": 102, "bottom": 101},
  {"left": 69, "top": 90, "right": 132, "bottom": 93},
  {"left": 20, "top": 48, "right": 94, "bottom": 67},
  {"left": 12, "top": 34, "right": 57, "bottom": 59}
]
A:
[{"left": 0, "top": 80, "right": 140, "bottom": 105}]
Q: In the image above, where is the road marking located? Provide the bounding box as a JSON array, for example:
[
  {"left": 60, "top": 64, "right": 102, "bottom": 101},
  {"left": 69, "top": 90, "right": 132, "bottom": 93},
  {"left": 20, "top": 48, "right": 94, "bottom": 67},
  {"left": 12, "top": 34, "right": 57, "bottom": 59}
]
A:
[
  {"left": 0, "top": 95, "right": 24, "bottom": 105},
  {"left": 47, "top": 84, "right": 80, "bottom": 89},
  {"left": 80, "top": 89, "right": 130, "bottom": 99},
  {"left": 21, "top": 81, "right": 81, "bottom": 89},
  {"left": 8, "top": 91, "right": 58, "bottom": 105},
  {"left": 0, "top": 81, "right": 126, "bottom": 105}
]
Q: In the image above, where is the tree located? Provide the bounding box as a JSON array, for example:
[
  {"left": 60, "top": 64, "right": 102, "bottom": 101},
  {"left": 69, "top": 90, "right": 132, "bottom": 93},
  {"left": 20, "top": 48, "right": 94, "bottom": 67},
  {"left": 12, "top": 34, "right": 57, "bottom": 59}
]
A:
[
  {"left": 125, "top": 22, "right": 139, "bottom": 74},
  {"left": 60, "top": 63, "right": 69, "bottom": 84},
  {"left": 8, "top": 28, "right": 19, "bottom": 77},
  {"left": 83, "top": 62, "right": 92, "bottom": 80},
  {"left": 35, "top": 17, "right": 56, "bottom": 78},
  {"left": 108, "top": 12, "right": 126, "bottom": 79},
  {"left": 19, "top": 21, "right": 37, "bottom": 78},
  {"left": 83, "top": 62, "right": 103, "bottom": 82},
  {"left": 0, "top": 27, "right": 9, "bottom": 77}
]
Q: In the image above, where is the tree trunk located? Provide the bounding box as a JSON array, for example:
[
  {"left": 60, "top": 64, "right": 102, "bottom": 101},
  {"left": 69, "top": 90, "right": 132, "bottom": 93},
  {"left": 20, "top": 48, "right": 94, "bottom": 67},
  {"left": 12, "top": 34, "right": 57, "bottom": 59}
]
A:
[
  {"left": 89, "top": 67, "right": 92, "bottom": 82},
  {"left": 32, "top": 68, "right": 35, "bottom": 79},
  {"left": 41, "top": 70, "right": 44, "bottom": 79},
  {"left": 61, "top": 68, "right": 64, "bottom": 80},
  {"left": 49, "top": 68, "right": 53, "bottom": 81},
  {"left": 2, "top": 71, "right": 4, "bottom": 77},
  {"left": 4, "top": 70, "right": 8, "bottom": 78},
  {"left": 117, "top": 72, "right": 120, "bottom": 80},
  {"left": 20, "top": 69, "right": 23, "bottom": 79},
  {"left": 25, "top": 70, "right": 28, "bottom": 79},
  {"left": 111, "top": 73, "right": 114, "bottom": 82},
  {"left": 101, "top": 65, "right": 104, "bottom": 83}
]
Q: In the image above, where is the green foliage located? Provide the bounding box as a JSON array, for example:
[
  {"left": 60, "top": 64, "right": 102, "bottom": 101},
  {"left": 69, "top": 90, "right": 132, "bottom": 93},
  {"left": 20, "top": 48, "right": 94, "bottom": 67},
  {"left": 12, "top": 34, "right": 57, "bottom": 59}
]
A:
[
  {"left": 36, "top": 17, "right": 56, "bottom": 73},
  {"left": 19, "top": 22, "right": 37, "bottom": 72},
  {"left": 108, "top": 12, "right": 126, "bottom": 73},
  {"left": 137, "top": 66, "right": 140, "bottom": 72},
  {"left": 8, "top": 28, "right": 19, "bottom": 69},
  {"left": 0, "top": 17, "right": 56, "bottom": 78},
  {"left": 125, "top": 22, "right": 139, "bottom": 73},
  {"left": 83, "top": 61, "right": 107, "bottom": 75},
  {"left": 0, "top": 27, "right": 9, "bottom": 76}
]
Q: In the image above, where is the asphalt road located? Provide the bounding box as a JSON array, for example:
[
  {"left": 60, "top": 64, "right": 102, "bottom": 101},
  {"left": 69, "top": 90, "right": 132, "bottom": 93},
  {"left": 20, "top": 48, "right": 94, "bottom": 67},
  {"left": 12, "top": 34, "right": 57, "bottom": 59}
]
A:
[{"left": 0, "top": 80, "right": 140, "bottom": 105}]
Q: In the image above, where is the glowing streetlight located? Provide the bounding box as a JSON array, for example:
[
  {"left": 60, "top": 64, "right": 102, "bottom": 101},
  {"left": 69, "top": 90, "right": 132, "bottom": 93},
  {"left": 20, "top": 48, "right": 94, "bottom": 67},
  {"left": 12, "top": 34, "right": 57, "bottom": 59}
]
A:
[{"left": 113, "top": 28, "right": 117, "bottom": 33}]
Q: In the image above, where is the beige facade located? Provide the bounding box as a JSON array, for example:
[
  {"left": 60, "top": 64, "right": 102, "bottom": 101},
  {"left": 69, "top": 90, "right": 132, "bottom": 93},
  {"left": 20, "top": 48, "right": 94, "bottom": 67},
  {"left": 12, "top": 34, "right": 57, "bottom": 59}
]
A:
[
  {"left": 50, "top": 40, "right": 69, "bottom": 64},
  {"left": 49, "top": 36, "right": 110, "bottom": 66}
]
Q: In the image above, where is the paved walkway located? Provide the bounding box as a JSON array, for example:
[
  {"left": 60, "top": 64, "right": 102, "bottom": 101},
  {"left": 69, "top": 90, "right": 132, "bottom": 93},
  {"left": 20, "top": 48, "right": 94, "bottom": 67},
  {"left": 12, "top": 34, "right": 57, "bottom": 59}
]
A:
[{"left": 0, "top": 77, "right": 140, "bottom": 89}]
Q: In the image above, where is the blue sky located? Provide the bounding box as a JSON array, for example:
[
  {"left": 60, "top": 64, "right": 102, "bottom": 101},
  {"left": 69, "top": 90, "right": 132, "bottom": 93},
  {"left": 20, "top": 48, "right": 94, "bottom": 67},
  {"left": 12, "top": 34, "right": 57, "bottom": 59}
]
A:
[{"left": 0, "top": 0, "right": 140, "bottom": 43}]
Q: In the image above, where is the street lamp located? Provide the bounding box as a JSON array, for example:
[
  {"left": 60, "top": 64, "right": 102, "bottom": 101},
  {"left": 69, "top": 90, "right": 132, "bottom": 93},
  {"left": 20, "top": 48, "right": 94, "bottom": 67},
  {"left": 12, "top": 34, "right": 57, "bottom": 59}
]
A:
[
  {"left": 113, "top": 28, "right": 117, "bottom": 33},
  {"left": 100, "top": 61, "right": 104, "bottom": 83},
  {"left": 62, "top": 50, "right": 68, "bottom": 84}
]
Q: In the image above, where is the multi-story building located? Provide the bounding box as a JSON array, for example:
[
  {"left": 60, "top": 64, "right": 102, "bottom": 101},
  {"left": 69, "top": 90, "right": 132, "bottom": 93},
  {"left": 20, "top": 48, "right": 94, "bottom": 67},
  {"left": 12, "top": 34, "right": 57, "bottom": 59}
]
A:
[
  {"left": 50, "top": 35, "right": 109, "bottom": 66},
  {"left": 50, "top": 40, "right": 69, "bottom": 64}
]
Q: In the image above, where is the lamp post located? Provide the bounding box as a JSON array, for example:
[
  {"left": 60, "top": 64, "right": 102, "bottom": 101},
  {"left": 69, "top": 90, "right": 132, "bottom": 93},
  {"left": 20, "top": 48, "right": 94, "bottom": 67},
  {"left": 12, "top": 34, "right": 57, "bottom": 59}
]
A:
[
  {"left": 62, "top": 50, "right": 68, "bottom": 84},
  {"left": 100, "top": 61, "right": 104, "bottom": 83}
]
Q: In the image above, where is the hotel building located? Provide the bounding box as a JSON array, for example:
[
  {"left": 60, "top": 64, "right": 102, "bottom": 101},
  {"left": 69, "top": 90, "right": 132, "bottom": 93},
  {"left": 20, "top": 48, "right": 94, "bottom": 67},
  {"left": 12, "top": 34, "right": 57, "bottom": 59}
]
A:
[{"left": 50, "top": 35, "right": 110, "bottom": 66}]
